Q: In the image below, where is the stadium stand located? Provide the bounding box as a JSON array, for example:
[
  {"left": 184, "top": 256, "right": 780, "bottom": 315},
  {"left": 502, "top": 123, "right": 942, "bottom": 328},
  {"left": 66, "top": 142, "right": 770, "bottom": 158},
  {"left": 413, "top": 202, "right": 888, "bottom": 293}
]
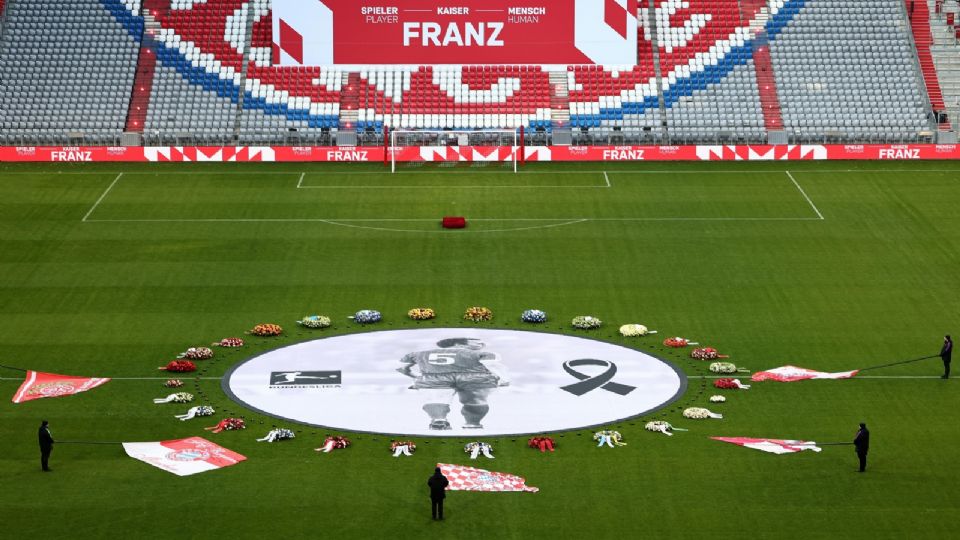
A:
[
  {"left": 0, "top": 0, "right": 947, "bottom": 145},
  {"left": 929, "top": 0, "right": 960, "bottom": 130}
]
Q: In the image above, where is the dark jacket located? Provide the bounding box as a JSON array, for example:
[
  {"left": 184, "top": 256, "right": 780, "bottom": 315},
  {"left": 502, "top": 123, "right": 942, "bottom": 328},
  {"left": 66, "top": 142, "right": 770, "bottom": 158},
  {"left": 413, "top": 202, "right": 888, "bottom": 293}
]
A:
[
  {"left": 854, "top": 427, "right": 870, "bottom": 454},
  {"left": 39, "top": 425, "right": 54, "bottom": 450},
  {"left": 428, "top": 473, "right": 449, "bottom": 500},
  {"left": 942, "top": 339, "right": 953, "bottom": 362}
]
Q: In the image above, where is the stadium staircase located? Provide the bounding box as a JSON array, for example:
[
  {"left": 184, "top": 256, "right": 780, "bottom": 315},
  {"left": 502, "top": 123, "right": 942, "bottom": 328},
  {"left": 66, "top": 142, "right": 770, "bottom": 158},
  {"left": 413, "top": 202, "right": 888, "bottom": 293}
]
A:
[
  {"left": 549, "top": 71, "right": 571, "bottom": 128},
  {"left": 906, "top": 0, "right": 952, "bottom": 130},
  {"left": 339, "top": 72, "right": 360, "bottom": 131},
  {"left": 124, "top": 2, "right": 163, "bottom": 133},
  {"left": 740, "top": 0, "right": 784, "bottom": 131},
  {"left": 927, "top": 0, "right": 960, "bottom": 130},
  {"left": 232, "top": 0, "right": 256, "bottom": 142}
]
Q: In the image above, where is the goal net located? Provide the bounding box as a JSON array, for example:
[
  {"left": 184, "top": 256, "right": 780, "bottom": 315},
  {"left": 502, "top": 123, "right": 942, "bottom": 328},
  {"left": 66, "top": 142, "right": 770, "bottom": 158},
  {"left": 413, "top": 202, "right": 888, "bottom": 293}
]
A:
[{"left": 389, "top": 129, "right": 519, "bottom": 173}]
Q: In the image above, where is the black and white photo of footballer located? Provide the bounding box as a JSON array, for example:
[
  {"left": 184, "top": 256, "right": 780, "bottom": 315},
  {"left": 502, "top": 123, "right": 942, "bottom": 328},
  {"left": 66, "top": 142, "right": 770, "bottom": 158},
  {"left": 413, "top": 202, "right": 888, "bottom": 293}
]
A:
[{"left": 397, "top": 337, "right": 510, "bottom": 430}]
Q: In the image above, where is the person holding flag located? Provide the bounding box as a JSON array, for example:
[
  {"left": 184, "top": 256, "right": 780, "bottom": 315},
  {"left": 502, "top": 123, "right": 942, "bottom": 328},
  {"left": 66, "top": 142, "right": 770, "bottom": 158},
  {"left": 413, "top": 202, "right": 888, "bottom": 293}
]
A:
[
  {"left": 39, "top": 420, "right": 54, "bottom": 472},
  {"left": 941, "top": 335, "right": 953, "bottom": 379},
  {"left": 427, "top": 466, "right": 450, "bottom": 520},
  {"left": 854, "top": 423, "right": 870, "bottom": 473}
]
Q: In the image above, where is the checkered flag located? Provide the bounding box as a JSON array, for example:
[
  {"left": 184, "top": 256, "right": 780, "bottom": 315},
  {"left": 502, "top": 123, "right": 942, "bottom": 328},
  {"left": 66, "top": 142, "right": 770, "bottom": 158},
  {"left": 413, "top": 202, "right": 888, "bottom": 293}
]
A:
[{"left": 438, "top": 463, "right": 539, "bottom": 493}]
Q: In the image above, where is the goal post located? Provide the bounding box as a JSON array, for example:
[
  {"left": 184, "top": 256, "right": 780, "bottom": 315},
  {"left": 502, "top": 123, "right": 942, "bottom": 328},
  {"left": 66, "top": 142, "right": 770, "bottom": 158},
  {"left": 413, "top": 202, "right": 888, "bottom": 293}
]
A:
[{"left": 389, "top": 129, "right": 520, "bottom": 173}]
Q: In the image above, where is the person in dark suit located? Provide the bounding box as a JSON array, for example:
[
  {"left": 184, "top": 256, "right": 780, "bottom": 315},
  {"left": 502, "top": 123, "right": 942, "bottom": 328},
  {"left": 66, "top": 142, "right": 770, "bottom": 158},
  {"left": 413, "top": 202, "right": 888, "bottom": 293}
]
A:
[
  {"left": 854, "top": 423, "right": 870, "bottom": 472},
  {"left": 39, "top": 420, "right": 54, "bottom": 472},
  {"left": 941, "top": 335, "right": 953, "bottom": 379},
  {"left": 427, "top": 466, "right": 450, "bottom": 520}
]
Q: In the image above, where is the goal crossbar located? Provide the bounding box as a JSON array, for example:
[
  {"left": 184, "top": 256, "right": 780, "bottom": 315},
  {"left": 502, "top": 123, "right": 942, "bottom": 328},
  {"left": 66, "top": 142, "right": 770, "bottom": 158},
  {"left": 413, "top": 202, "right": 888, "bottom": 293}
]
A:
[{"left": 389, "top": 129, "right": 519, "bottom": 173}]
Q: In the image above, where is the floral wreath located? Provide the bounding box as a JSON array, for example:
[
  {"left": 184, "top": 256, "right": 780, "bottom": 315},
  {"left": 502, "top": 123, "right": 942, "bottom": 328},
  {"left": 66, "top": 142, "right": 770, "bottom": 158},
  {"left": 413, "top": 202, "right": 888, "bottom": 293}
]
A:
[
  {"left": 464, "top": 306, "right": 493, "bottom": 322},
  {"left": 620, "top": 324, "right": 655, "bottom": 337},
  {"left": 713, "top": 378, "right": 751, "bottom": 390},
  {"left": 214, "top": 337, "right": 245, "bottom": 348},
  {"left": 663, "top": 337, "right": 695, "bottom": 348},
  {"left": 527, "top": 436, "right": 556, "bottom": 452},
  {"left": 164, "top": 379, "right": 184, "bottom": 388},
  {"left": 352, "top": 310, "right": 382, "bottom": 324},
  {"left": 594, "top": 430, "right": 626, "bottom": 447},
  {"left": 709, "top": 395, "right": 727, "bottom": 403},
  {"left": 317, "top": 436, "right": 351, "bottom": 453},
  {"left": 645, "top": 421, "right": 686, "bottom": 436},
  {"left": 298, "top": 315, "right": 332, "bottom": 329},
  {"left": 159, "top": 360, "right": 196, "bottom": 373},
  {"left": 708, "top": 362, "right": 740, "bottom": 374},
  {"left": 572, "top": 316, "right": 602, "bottom": 330},
  {"left": 257, "top": 428, "right": 296, "bottom": 442},
  {"left": 205, "top": 418, "right": 246, "bottom": 433},
  {"left": 153, "top": 392, "right": 193, "bottom": 404},
  {"left": 521, "top": 309, "right": 547, "bottom": 323},
  {"left": 390, "top": 440, "right": 417, "bottom": 452},
  {"left": 691, "top": 347, "right": 728, "bottom": 360},
  {"left": 178, "top": 347, "right": 214, "bottom": 360},
  {"left": 464, "top": 441, "right": 495, "bottom": 459},
  {"left": 175, "top": 405, "right": 214, "bottom": 421},
  {"left": 408, "top": 308, "right": 436, "bottom": 321},
  {"left": 683, "top": 407, "right": 723, "bottom": 419},
  {"left": 249, "top": 324, "right": 283, "bottom": 337}
]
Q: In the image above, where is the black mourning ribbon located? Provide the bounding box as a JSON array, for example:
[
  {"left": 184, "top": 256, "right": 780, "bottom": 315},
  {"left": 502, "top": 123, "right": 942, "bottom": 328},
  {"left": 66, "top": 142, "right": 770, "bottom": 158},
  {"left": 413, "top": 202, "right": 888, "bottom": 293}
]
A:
[{"left": 560, "top": 359, "right": 636, "bottom": 396}]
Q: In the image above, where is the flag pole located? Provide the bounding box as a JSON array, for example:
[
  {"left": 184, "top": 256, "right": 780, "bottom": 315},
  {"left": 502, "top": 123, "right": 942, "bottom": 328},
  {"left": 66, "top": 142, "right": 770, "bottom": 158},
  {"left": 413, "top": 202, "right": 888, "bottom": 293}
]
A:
[
  {"left": 0, "top": 364, "right": 28, "bottom": 372},
  {"left": 817, "top": 442, "right": 855, "bottom": 446},
  {"left": 57, "top": 441, "right": 123, "bottom": 445},
  {"left": 857, "top": 354, "right": 939, "bottom": 372}
]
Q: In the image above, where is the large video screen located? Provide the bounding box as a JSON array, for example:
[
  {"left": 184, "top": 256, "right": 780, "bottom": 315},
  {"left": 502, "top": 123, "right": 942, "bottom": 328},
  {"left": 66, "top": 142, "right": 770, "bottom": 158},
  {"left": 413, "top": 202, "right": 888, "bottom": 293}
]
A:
[{"left": 272, "top": 0, "right": 638, "bottom": 66}]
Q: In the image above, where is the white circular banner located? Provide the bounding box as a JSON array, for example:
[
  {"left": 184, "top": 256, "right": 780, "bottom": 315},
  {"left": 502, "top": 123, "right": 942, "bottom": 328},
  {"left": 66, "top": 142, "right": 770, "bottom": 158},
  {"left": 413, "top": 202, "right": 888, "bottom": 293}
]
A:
[{"left": 224, "top": 328, "right": 686, "bottom": 437}]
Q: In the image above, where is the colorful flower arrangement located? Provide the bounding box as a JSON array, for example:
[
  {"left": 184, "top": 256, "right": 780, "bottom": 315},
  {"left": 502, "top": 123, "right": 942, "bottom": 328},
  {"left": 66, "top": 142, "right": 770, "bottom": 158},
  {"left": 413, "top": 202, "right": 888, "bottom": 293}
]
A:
[
  {"left": 709, "top": 395, "right": 727, "bottom": 403},
  {"left": 691, "top": 347, "right": 727, "bottom": 360},
  {"left": 175, "top": 405, "right": 214, "bottom": 421},
  {"left": 257, "top": 428, "right": 296, "bottom": 442},
  {"left": 164, "top": 379, "right": 184, "bottom": 388},
  {"left": 464, "top": 307, "right": 493, "bottom": 322},
  {"left": 464, "top": 441, "right": 495, "bottom": 459},
  {"left": 408, "top": 308, "right": 436, "bottom": 320},
  {"left": 351, "top": 310, "right": 382, "bottom": 324},
  {"left": 663, "top": 337, "right": 693, "bottom": 348},
  {"left": 178, "top": 347, "right": 214, "bottom": 360},
  {"left": 645, "top": 421, "right": 683, "bottom": 436},
  {"left": 390, "top": 440, "right": 417, "bottom": 457},
  {"left": 317, "top": 436, "right": 351, "bottom": 453},
  {"left": 153, "top": 392, "right": 194, "bottom": 404},
  {"left": 205, "top": 418, "right": 246, "bottom": 433},
  {"left": 713, "top": 378, "right": 751, "bottom": 390},
  {"left": 620, "top": 324, "right": 654, "bottom": 337},
  {"left": 250, "top": 324, "right": 283, "bottom": 337},
  {"left": 159, "top": 360, "right": 197, "bottom": 373},
  {"left": 683, "top": 407, "right": 723, "bottom": 419},
  {"left": 527, "top": 436, "right": 556, "bottom": 452},
  {"left": 298, "top": 315, "right": 331, "bottom": 329},
  {"left": 572, "top": 316, "right": 602, "bottom": 330},
  {"left": 521, "top": 309, "right": 547, "bottom": 323},
  {"left": 594, "top": 430, "right": 626, "bottom": 447},
  {"left": 214, "top": 337, "right": 245, "bottom": 348},
  {"left": 709, "top": 362, "right": 738, "bottom": 374}
]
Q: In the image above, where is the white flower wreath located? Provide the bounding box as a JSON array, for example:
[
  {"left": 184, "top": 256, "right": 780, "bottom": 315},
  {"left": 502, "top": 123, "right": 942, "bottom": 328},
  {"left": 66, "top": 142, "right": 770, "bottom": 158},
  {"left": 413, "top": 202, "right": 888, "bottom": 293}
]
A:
[
  {"left": 620, "top": 324, "right": 657, "bottom": 337},
  {"left": 709, "top": 395, "right": 727, "bottom": 403},
  {"left": 683, "top": 407, "right": 723, "bottom": 420}
]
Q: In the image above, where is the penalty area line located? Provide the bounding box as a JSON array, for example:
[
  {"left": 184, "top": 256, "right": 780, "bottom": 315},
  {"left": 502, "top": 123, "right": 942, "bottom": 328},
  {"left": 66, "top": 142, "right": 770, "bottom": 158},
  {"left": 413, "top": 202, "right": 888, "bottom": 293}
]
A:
[
  {"left": 81, "top": 173, "right": 122, "bottom": 222},
  {"left": 786, "top": 171, "right": 825, "bottom": 220}
]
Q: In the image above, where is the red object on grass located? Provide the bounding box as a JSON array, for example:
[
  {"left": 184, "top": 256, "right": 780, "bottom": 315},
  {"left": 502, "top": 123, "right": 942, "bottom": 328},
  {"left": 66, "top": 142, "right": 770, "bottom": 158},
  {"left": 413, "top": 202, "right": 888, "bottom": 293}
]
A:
[{"left": 443, "top": 217, "right": 467, "bottom": 229}]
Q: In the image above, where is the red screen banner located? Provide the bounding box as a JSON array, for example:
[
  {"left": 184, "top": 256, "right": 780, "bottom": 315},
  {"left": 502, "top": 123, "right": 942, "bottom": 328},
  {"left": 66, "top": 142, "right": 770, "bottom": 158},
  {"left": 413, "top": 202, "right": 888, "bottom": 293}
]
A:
[{"left": 272, "top": 0, "right": 639, "bottom": 65}]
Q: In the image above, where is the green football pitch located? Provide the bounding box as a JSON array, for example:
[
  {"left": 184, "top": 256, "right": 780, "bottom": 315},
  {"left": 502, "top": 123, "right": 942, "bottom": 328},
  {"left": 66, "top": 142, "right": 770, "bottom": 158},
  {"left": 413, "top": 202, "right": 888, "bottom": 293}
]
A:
[{"left": 1, "top": 160, "right": 958, "bottom": 538}]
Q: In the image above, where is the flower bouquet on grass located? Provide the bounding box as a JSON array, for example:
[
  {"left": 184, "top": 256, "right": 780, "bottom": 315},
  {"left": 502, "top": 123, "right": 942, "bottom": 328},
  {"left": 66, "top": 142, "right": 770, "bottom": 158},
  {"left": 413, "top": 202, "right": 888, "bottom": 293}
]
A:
[
  {"left": 351, "top": 310, "right": 381, "bottom": 325},
  {"left": 620, "top": 324, "right": 656, "bottom": 337},
  {"left": 178, "top": 347, "right": 214, "bottom": 360},
  {"left": 644, "top": 421, "right": 687, "bottom": 436},
  {"left": 408, "top": 308, "right": 435, "bottom": 321},
  {"left": 683, "top": 407, "right": 723, "bottom": 420},
  {"left": 527, "top": 436, "right": 556, "bottom": 452},
  {"left": 709, "top": 395, "right": 727, "bottom": 403},
  {"left": 464, "top": 441, "right": 495, "bottom": 459},
  {"left": 213, "top": 337, "right": 244, "bottom": 348},
  {"left": 713, "top": 378, "right": 751, "bottom": 390},
  {"left": 175, "top": 405, "right": 214, "bottom": 421},
  {"left": 572, "top": 316, "right": 602, "bottom": 330},
  {"left": 164, "top": 379, "right": 184, "bottom": 388},
  {"left": 316, "top": 436, "right": 351, "bottom": 453},
  {"left": 390, "top": 440, "right": 417, "bottom": 457},
  {"left": 708, "top": 362, "right": 745, "bottom": 374},
  {"left": 153, "top": 392, "right": 193, "bottom": 404},
  {"left": 464, "top": 307, "right": 493, "bottom": 322},
  {"left": 594, "top": 430, "right": 626, "bottom": 448},
  {"left": 298, "top": 315, "right": 331, "bottom": 329},
  {"left": 663, "top": 337, "right": 698, "bottom": 348},
  {"left": 691, "top": 347, "right": 728, "bottom": 360},
  {"left": 257, "top": 428, "right": 296, "bottom": 442},
  {"left": 159, "top": 360, "right": 196, "bottom": 373},
  {"left": 250, "top": 324, "right": 283, "bottom": 337},
  {"left": 205, "top": 418, "right": 246, "bottom": 433},
  {"left": 521, "top": 310, "right": 547, "bottom": 323}
]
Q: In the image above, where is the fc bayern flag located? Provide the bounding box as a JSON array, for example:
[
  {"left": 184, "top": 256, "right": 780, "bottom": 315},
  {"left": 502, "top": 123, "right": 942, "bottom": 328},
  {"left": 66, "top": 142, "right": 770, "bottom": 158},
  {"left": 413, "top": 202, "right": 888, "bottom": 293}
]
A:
[
  {"left": 712, "top": 437, "right": 822, "bottom": 455},
  {"left": 12, "top": 370, "right": 110, "bottom": 403},
  {"left": 123, "top": 437, "right": 247, "bottom": 476},
  {"left": 751, "top": 365, "right": 860, "bottom": 383},
  {"left": 439, "top": 463, "right": 539, "bottom": 493}
]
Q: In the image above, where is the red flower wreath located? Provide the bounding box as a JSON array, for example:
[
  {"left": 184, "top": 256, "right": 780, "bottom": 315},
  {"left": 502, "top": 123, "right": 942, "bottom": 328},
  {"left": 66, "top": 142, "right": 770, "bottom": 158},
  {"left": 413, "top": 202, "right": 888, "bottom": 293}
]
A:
[
  {"left": 663, "top": 337, "right": 689, "bottom": 348},
  {"left": 691, "top": 347, "right": 728, "bottom": 360},
  {"left": 159, "top": 360, "right": 197, "bottom": 373},
  {"left": 205, "top": 418, "right": 246, "bottom": 433},
  {"left": 713, "top": 378, "right": 738, "bottom": 389},
  {"left": 214, "top": 337, "right": 245, "bottom": 348},
  {"left": 527, "top": 436, "right": 556, "bottom": 453}
]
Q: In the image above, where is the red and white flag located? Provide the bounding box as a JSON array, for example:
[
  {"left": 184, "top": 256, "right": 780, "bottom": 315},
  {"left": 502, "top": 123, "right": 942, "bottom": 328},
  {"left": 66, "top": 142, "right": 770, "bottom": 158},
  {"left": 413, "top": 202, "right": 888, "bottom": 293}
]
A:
[
  {"left": 123, "top": 437, "right": 246, "bottom": 476},
  {"left": 11, "top": 370, "right": 110, "bottom": 403},
  {"left": 712, "top": 437, "right": 822, "bottom": 455},
  {"left": 438, "top": 463, "right": 539, "bottom": 493},
  {"left": 751, "top": 365, "right": 859, "bottom": 383}
]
